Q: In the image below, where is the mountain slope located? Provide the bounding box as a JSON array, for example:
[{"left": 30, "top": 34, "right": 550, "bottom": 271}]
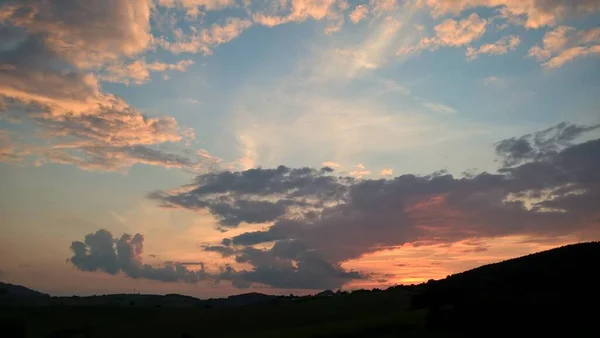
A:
[
  {"left": 411, "top": 241, "right": 600, "bottom": 336},
  {"left": 0, "top": 282, "right": 49, "bottom": 298}
]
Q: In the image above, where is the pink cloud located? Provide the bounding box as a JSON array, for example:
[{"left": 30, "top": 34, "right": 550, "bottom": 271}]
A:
[
  {"left": 529, "top": 26, "right": 600, "bottom": 68},
  {"left": 419, "top": 0, "right": 600, "bottom": 28},
  {"left": 0, "top": 0, "right": 199, "bottom": 171},
  {"left": 100, "top": 59, "right": 195, "bottom": 85},
  {"left": 158, "top": 18, "right": 253, "bottom": 54},
  {"left": 466, "top": 35, "right": 520, "bottom": 60},
  {"left": 399, "top": 13, "right": 487, "bottom": 54},
  {"left": 349, "top": 5, "right": 369, "bottom": 23}
]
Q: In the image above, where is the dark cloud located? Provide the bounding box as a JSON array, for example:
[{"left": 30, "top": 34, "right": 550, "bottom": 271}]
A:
[
  {"left": 69, "top": 230, "right": 209, "bottom": 283},
  {"left": 149, "top": 166, "right": 347, "bottom": 227},
  {"left": 212, "top": 243, "right": 362, "bottom": 290},
  {"left": 495, "top": 122, "right": 600, "bottom": 167},
  {"left": 73, "top": 123, "right": 600, "bottom": 290},
  {"left": 222, "top": 125, "right": 599, "bottom": 261},
  {"left": 461, "top": 246, "right": 489, "bottom": 253},
  {"left": 200, "top": 240, "right": 362, "bottom": 289},
  {"left": 201, "top": 245, "right": 236, "bottom": 257}
]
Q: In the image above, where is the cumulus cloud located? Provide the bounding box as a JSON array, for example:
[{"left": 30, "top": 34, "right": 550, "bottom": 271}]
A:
[
  {"left": 380, "top": 168, "right": 394, "bottom": 176},
  {"left": 419, "top": 0, "right": 600, "bottom": 28},
  {"left": 349, "top": 163, "right": 372, "bottom": 178},
  {"left": 398, "top": 13, "right": 487, "bottom": 54},
  {"left": 201, "top": 240, "right": 362, "bottom": 289},
  {"left": 529, "top": 26, "right": 600, "bottom": 68},
  {"left": 466, "top": 35, "right": 520, "bottom": 60},
  {"left": 70, "top": 229, "right": 209, "bottom": 283},
  {"left": 149, "top": 165, "right": 348, "bottom": 227},
  {"left": 70, "top": 229, "right": 361, "bottom": 289},
  {"left": 157, "top": 17, "right": 253, "bottom": 54},
  {"left": 158, "top": 0, "right": 237, "bottom": 14},
  {"left": 100, "top": 59, "right": 195, "bottom": 85},
  {"left": 249, "top": 0, "right": 347, "bottom": 33},
  {"left": 0, "top": 0, "right": 153, "bottom": 69},
  {"left": 349, "top": 5, "right": 369, "bottom": 23},
  {"left": 494, "top": 121, "right": 600, "bottom": 167},
  {"left": 322, "top": 161, "right": 341, "bottom": 168},
  {"left": 0, "top": 0, "right": 198, "bottom": 171},
  {"left": 146, "top": 122, "right": 600, "bottom": 289}
]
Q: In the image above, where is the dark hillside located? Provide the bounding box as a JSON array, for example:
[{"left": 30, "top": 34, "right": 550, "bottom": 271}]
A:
[
  {"left": 0, "top": 282, "right": 49, "bottom": 298},
  {"left": 412, "top": 242, "right": 600, "bottom": 336},
  {"left": 1, "top": 243, "right": 598, "bottom": 337}
]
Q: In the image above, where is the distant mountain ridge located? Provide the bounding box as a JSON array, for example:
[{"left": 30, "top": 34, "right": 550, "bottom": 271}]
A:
[
  {"left": 2, "top": 242, "right": 599, "bottom": 310},
  {"left": 0, "top": 282, "right": 49, "bottom": 298}
]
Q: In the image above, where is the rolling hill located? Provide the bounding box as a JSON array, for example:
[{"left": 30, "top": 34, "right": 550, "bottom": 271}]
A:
[{"left": 1, "top": 242, "right": 598, "bottom": 337}]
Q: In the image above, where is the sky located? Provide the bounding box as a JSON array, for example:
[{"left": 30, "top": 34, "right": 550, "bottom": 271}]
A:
[{"left": 0, "top": 0, "right": 599, "bottom": 298}]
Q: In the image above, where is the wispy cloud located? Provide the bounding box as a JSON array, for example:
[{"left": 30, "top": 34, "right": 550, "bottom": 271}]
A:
[
  {"left": 466, "top": 35, "right": 520, "bottom": 60},
  {"left": 423, "top": 102, "right": 457, "bottom": 114},
  {"left": 529, "top": 26, "right": 600, "bottom": 68}
]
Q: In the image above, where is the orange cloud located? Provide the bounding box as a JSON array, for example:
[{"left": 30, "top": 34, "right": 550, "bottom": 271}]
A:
[
  {"left": 0, "top": 0, "right": 196, "bottom": 171},
  {"left": 398, "top": 13, "right": 487, "bottom": 54},
  {"left": 158, "top": 18, "right": 253, "bottom": 54},
  {"left": 322, "top": 161, "right": 341, "bottom": 168},
  {"left": 0, "top": 0, "right": 153, "bottom": 69},
  {"left": 419, "top": 0, "right": 600, "bottom": 28},
  {"left": 529, "top": 26, "right": 600, "bottom": 68},
  {"left": 350, "top": 163, "right": 371, "bottom": 178},
  {"left": 349, "top": 5, "right": 369, "bottom": 23},
  {"left": 380, "top": 168, "right": 393, "bottom": 176},
  {"left": 467, "top": 35, "right": 520, "bottom": 60},
  {"left": 101, "top": 59, "right": 195, "bottom": 85}
]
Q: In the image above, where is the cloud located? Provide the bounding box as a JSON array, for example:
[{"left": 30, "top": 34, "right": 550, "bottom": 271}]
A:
[
  {"left": 250, "top": 0, "right": 346, "bottom": 34},
  {"left": 149, "top": 165, "right": 347, "bottom": 227},
  {"left": 205, "top": 240, "right": 362, "bottom": 289},
  {"left": 70, "top": 229, "right": 210, "bottom": 283},
  {"left": 494, "top": 121, "right": 600, "bottom": 167},
  {"left": 380, "top": 168, "right": 393, "bottom": 176},
  {"left": 237, "top": 135, "right": 258, "bottom": 170},
  {"left": 529, "top": 26, "right": 600, "bottom": 68},
  {"left": 422, "top": 102, "right": 457, "bottom": 114},
  {"left": 202, "top": 245, "right": 236, "bottom": 257},
  {"left": 349, "top": 163, "right": 372, "bottom": 178},
  {"left": 419, "top": 0, "right": 600, "bottom": 28},
  {"left": 158, "top": 17, "right": 253, "bottom": 54},
  {"left": 0, "top": 0, "right": 198, "bottom": 171},
  {"left": 0, "top": 0, "right": 153, "bottom": 68},
  {"left": 349, "top": 5, "right": 369, "bottom": 23},
  {"left": 370, "top": 0, "right": 399, "bottom": 14},
  {"left": 147, "top": 122, "right": 600, "bottom": 289},
  {"left": 322, "top": 161, "right": 341, "bottom": 168},
  {"left": 466, "top": 35, "right": 520, "bottom": 60},
  {"left": 399, "top": 13, "right": 487, "bottom": 54},
  {"left": 70, "top": 229, "right": 362, "bottom": 289},
  {"left": 100, "top": 59, "right": 195, "bottom": 85},
  {"left": 158, "top": 0, "right": 237, "bottom": 13}
]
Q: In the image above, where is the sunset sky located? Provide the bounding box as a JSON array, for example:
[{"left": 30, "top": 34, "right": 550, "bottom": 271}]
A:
[{"left": 1, "top": 0, "right": 599, "bottom": 298}]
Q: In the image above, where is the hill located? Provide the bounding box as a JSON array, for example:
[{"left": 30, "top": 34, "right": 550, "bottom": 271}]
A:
[
  {"left": 412, "top": 241, "right": 600, "bottom": 336},
  {"left": 0, "top": 282, "right": 49, "bottom": 298},
  {"left": 1, "top": 242, "right": 598, "bottom": 337}
]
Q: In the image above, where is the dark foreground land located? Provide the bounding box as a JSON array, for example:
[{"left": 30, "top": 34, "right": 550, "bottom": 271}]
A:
[{"left": 1, "top": 242, "right": 599, "bottom": 338}]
